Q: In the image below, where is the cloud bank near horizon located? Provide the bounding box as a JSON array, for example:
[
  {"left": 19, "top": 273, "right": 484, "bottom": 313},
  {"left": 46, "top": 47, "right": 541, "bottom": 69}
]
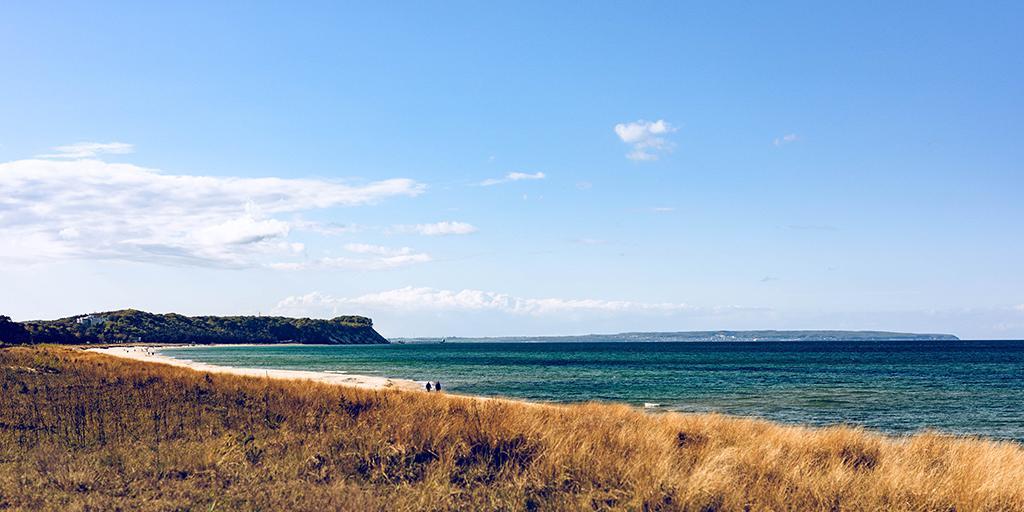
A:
[{"left": 273, "top": 286, "right": 760, "bottom": 318}]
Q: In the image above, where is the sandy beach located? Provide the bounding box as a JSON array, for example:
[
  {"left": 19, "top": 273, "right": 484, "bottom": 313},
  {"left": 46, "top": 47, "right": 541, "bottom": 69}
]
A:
[{"left": 87, "top": 345, "right": 426, "bottom": 392}]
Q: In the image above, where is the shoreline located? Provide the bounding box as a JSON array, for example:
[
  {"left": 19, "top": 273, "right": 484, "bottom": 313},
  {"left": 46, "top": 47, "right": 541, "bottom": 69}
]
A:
[{"left": 87, "top": 345, "right": 426, "bottom": 392}]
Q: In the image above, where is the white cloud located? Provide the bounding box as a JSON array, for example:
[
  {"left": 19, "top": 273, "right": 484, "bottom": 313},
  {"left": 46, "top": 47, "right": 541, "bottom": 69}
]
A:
[
  {"left": 190, "top": 208, "right": 291, "bottom": 247},
  {"left": 651, "top": 207, "right": 675, "bottom": 213},
  {"left": 507, "top": 172, "right": 545, "bottom": 181},
  {"left": 0, "top": 154, "right": 425, "bottom": 268},
  {"left": 37, "top": 141, "right": 134, "bottom": 159},
  {"left": 269, "top": 245, "right": 430, "bottom": 271},
  {"left": 291, "top": 220, "right": 361, "bottom": 235},
  {"left": 274, "top": 286, "right": 713, "bottom": 317},
  {"left": 479, "top": 171, "right": 546, "bottom": 186},
  {"left": 773, "top": 133, "right": 800, "bottom": 146},
  {"left": 391, "top": 221, "right": 478, "bottom": 236},
  {"left": 1014, "top": 304, "right": 1024, "bottom": 313},
  {"left": 344, "top": 243, "right": 414, "bottom": 256},
  {"left": 614, "top": 120, "right": 676, "bottom": 161}
]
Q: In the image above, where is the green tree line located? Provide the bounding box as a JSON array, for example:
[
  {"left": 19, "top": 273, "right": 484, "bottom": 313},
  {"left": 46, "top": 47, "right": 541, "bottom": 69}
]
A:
[{"left": 0, "top": 310, "right": 386, "bottom": 345}]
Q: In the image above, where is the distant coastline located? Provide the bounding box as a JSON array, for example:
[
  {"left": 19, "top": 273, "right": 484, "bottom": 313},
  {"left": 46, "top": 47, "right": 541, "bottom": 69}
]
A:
[{"left": 394, "top": 329, "right": 960, "bottom": 343}]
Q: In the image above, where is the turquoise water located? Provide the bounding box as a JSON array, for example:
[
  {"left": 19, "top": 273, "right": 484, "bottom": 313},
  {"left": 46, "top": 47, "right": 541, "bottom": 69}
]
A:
[{"left": 159, "top": 340, "right": 1024, "bottom": 441}]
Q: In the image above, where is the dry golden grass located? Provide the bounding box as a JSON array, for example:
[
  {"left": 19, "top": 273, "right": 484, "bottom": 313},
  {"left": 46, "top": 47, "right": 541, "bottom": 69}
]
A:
[{"left": 1, "top": 345, "right": 1022, "bottom": 511}]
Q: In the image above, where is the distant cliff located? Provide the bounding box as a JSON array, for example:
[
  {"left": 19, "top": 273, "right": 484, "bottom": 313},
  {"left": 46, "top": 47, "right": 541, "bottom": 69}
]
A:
[{"left": 0, "top": 310, "right": 388, "bottom": 345}]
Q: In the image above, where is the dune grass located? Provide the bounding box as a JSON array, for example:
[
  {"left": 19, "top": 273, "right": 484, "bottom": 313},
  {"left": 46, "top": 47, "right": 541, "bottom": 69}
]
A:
[{"left": 0, "top": 346, "right": 1022, "bottom": 511}]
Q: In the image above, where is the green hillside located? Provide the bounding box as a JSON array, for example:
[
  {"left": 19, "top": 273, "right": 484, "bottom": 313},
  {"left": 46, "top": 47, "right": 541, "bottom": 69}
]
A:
[{"left": 0, "top": 310, "right": 387, "bottom": 345}]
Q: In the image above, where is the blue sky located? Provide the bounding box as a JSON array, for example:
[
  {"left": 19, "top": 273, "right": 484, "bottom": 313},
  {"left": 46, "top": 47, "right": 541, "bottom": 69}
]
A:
[{"left": 1, "top": 2, "right": 1022, "bottom": 338}]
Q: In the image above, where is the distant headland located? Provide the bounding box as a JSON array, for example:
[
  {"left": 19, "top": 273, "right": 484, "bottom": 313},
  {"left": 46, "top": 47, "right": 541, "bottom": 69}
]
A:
[
  {"left": 396, "top": 330, "right": 960, "bottom": 343},
  {"left": 0, "top": 309, "right": 388, "bottom": 345}
]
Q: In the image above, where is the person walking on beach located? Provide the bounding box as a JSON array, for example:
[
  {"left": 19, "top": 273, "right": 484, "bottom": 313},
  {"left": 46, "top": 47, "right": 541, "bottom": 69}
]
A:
[
  {"left": 434, "top": 381, "right": 442, "bottom": 392},
  {"left": 425, "top": 381, "right": 432, "bottom": 392}
]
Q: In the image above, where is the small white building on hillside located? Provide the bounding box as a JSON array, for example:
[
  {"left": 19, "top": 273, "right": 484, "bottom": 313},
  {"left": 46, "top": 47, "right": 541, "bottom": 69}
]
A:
[{"left": 76, "top": 315, "right": 107, "bottom": 328}]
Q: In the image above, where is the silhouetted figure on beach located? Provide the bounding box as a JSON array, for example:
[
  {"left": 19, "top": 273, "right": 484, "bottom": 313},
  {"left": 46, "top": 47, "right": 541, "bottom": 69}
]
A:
[
  {"left": 434, "top": 381, "right": 442, "bottom": 392},
  {"left": 425, "top": 381, "right": 432, "bottom": 392}
]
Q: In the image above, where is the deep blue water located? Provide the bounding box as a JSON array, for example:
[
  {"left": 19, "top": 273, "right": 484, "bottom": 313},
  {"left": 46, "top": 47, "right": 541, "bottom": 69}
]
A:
[{"left": 159, "top": 340, "right": 1024, "bottom": 441}]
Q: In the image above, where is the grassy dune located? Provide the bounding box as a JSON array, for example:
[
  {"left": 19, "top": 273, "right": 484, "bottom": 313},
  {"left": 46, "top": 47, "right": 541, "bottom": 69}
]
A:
[{"left": 1, "top": 346, "right": 1022, "bottom": 511}]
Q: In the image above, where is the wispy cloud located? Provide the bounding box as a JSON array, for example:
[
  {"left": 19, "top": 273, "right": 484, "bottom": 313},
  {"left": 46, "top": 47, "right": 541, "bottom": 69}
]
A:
[
  {"left": 390, "top": 221, "right": 478, "bottom": 236},
  {"left": 270, "top": 244, "right": 430, "bottom": 271},
  {"left": 291, "top": 220, "right": 361, "bottom": 236},
  {"left": 650, "top": 207, "right": 675, "bottom": 213},
  {"left": 614, "top": 119, "right": 676, "bottom": 161},
  {"left": 479, "top": 171, "right": 546, "bottom": 187},
  {"left": 37, "top": 141, "right": 134, "bottom": 159},
  {"left": 773, "top": 133, "right": 800, "bottom": 146},
  {"left": 0, "top": 149, "right": 425, "bottom": 268}
]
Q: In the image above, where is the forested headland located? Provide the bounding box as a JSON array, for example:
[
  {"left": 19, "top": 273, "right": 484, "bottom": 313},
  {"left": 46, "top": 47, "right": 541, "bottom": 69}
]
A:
[{"left": 0, "top": 310, "right": 387, "bottom": 345}]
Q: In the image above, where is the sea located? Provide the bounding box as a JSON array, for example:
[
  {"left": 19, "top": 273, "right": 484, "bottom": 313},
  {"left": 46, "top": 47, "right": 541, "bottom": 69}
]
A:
[{"left": 158, "top": 339, "right": 1024, "bottom": 441}]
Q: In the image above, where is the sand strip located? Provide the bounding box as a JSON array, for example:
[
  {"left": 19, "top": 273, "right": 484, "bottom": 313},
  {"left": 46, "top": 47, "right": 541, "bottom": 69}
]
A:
[{"left": 87, "top": 346, "right": 427, "bottom": 392}]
